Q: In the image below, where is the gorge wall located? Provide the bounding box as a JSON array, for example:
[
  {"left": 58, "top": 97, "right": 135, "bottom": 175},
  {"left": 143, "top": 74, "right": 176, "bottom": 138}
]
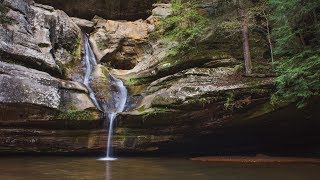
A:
[{"left": 0, "top": 0, "right": 319, "bottom": 156}]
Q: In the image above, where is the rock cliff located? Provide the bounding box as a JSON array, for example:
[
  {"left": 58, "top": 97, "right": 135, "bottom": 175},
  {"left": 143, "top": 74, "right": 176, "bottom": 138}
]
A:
[
  {"left": 0, "top": 0, "right": 101, "bottom": 122},
  {"left": 0, "top": 0, "right": 319, "bottom": 155}
]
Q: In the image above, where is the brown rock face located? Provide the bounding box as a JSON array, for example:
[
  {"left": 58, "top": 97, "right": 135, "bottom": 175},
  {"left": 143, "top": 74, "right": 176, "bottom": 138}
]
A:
[
  {"left": 34, "top": 0, "right": 156, "bottom": 20},
  {"left": 90, "top": 17, "right": 153, "bottom": 69}
]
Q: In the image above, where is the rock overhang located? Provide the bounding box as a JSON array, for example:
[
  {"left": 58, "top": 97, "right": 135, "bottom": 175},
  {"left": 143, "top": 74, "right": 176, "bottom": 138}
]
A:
[{"left": 34, "top": 0, "right": 157, "bottom": 20}]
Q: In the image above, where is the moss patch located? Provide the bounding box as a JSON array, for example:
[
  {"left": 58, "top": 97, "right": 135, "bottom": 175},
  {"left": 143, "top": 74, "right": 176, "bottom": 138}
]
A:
[
  {"left": 55, "top": 109, "right": 100, "bottom": 121},
  {"left": 0, "top": 4, "right": 11, "bottom": 24},
  {"left": 63, "top": 36, "right": 82, "bottom": 79},
  {"left": 90, "top": 65, "right": 112, "bottom": 103}
]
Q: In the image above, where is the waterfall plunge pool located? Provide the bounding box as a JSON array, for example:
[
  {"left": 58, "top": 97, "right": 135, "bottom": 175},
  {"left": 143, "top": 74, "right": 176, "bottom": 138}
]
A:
[{"left": 1, "top": 156, "right": 320, "bottom": 179}]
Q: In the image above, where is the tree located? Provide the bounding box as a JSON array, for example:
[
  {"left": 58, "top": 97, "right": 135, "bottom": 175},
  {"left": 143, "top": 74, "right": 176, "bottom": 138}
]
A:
[
  {"left": 262, "top": 10, "right": 274, "bottom": 65},
  {"left": 270, "top": 0, "right": 320, "bottom": 107},
  {"left": 250, "top": 0, "right": 274, "bottom": 65},
  {"left": 238, "top": 0, "right": 252, "bottom": 75}
]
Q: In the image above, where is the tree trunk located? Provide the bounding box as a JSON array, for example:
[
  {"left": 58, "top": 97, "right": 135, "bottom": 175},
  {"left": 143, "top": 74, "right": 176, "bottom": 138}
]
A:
[
  {"left": 263, "top": 11, "right": 274, "bottom": 65},
  {"left": 239, "top": 0, "right": 252, "bottom": 75},
  {"left": 299, "top": 33, "right": 306, "bottom": 47}
]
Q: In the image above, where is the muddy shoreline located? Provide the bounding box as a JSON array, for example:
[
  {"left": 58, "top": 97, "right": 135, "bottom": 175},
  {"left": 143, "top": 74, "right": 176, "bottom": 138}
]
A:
[{"left": 191, "top": 155, "right": 320, "bottom": 163}]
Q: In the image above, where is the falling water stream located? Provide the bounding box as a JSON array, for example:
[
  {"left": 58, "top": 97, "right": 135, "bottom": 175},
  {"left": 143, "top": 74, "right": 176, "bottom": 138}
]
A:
[
  {"left": 83, "top": 34, "right": 127, "bottom": 161},
  {"left": 100, "top": 75, "right": 127, "bottom": 161},
  {"left": 83, "top": 34, "right": 103, "bottom": 112}
]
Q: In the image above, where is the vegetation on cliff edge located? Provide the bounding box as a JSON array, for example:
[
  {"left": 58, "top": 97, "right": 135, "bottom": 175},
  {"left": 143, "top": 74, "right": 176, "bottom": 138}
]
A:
[
  {"left": 161, "top": 0, "right": 320, "bottom": 108},
  {"left": 155, "top": 0, "right": 209, "bottom": 55},
  {"left": 269, "top": 0, "right": 320, "bottom": 107}
]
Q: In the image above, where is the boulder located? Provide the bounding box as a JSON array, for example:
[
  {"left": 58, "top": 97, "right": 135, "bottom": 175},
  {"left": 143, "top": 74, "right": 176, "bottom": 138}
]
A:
[
  {"left": 32, "top": 3, "right": 82, "bottom": 72},
  {"left": 71, "top": 17, "right": 96, "bottom": 33},
  {"left": 152, "top": 3, "right": 172, "bottom": 18},
  {"left": 90, "top": 64, "right": 112, "bottom": 111},
  {"left": 0, "top": 1, "right": 81, "bottom": 77},
  {"left": 0, "top": 61, "right": 99, "bottom": 122},
  {"left": 90, "top": 17, "right": 153, "bottom": 69}
]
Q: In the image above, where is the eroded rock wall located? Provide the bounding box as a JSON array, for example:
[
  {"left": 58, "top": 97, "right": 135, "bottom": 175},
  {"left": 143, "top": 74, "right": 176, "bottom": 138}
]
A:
[
  {"left": 0, "top": 0, "right": 101, "bottom": 122},
  {"left": 35, "top": 0, "right": 156, "bottom": 20},
  {"left": 0, "top": 0, "right": 319, "bottom": 155}
]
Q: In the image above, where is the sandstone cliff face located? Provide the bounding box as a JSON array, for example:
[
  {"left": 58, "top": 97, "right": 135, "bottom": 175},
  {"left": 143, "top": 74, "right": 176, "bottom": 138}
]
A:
[
  {"left": 90, "top": 17, "right": 153, "bottom": 69},
  {"left": 0, "top": 61, "right": 99, "bottom": 121},
  {"left": 0, "top": 0, "right": 101, "bottom": 122},
  {"left": 0, "top": 1, "right": 82, "bottom": 76},
  {"left": 0, "top": 0, "right": 319, "bottom": 155}
]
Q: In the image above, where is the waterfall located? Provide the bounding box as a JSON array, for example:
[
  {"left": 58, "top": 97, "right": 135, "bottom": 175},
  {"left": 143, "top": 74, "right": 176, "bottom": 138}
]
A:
[
  {"left": 82, "top": 34, "right": 127, "bottom": 161},
  {"left": 100, "top": 75, "right": 127, "bottom": 161},
  {"left": 83, "top": 34, "right": 103, "bottom": 112}
]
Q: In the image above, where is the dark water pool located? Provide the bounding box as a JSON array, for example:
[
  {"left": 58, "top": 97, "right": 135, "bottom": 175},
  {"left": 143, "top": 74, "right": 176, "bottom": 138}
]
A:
[{"left": 0, "top": 156, "right": 320, "bottom": 180}]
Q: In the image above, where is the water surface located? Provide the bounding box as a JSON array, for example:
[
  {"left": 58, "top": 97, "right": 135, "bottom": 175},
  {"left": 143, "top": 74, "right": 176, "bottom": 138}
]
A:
[{"left": 0, "top": 156, "right": 320, "bottom": 180}]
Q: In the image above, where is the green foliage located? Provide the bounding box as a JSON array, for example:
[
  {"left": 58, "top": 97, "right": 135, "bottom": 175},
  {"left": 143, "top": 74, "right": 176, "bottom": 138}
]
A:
[
  {"left": 56, "top": 110, "right": 96, "bottom": 120},
  {"left": 158, "top": 0, "right": 209, "bottom": 55},
  {"left": 269, "top": 0, "right": 320, "bottom": 107},
  {"left": 269, "top": 0, "right": 320, "bottom": 55},
  {"left": 224, "top": 92, "right": 235, "bottom": 109},
  {"left": 62, "top": 36, "right": 82, "bottom": 78},
  {"left": 72, "top": 37, "right": 82, "bottom": 61},
  {"left": 272, "top": 50, "right": 320, "bottom": 108}
]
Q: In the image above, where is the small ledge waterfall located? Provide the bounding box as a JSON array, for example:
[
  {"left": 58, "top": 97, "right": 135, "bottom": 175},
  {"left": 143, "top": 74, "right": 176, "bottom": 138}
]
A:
[
  {"left": 83, "top": 34, "right": 127, "bottom": 161},
  {"left": 83, "top": 35, "right": 103, "bottom": 111},
  {"left": 101, "top": 75, "right": 127, "bottom": 161}
]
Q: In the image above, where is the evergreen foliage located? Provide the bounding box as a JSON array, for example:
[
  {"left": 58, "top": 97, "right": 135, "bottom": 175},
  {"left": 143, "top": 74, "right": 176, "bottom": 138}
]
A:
[
  {"left": 269, "top": 0, "right": 320, "bottom": 107},
  {"left": 158, "top": 0, "right": 209, "bottom": 55},
  {"left": 158, "top": 0, "right": 320, "bottom": 107}
]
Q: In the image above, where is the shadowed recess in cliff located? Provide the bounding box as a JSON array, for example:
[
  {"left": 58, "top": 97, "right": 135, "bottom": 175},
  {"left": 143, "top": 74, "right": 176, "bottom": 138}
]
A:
[{"left": 34, "top": 0, "right": 156, "bottom": 20}]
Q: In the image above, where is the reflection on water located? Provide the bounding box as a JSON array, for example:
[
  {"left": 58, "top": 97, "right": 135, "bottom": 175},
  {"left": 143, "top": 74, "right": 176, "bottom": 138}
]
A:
[
  {"left": 0, "top": 156, "right": 320, "bottom": 180},
  {"left": 106, "top": 161, "right": 111, "bottom": 180}
]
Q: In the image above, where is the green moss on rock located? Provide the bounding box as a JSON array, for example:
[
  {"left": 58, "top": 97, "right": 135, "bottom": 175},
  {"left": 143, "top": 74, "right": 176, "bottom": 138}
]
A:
[
  {"left": 55, "top": 109, "right": 100, "bottom": 121},
  {"left": 90, "top": 65, "right": 112, "bottom": 104},
  {"left": 61, "top": 36, "right": 83, "bottom": 79}
]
